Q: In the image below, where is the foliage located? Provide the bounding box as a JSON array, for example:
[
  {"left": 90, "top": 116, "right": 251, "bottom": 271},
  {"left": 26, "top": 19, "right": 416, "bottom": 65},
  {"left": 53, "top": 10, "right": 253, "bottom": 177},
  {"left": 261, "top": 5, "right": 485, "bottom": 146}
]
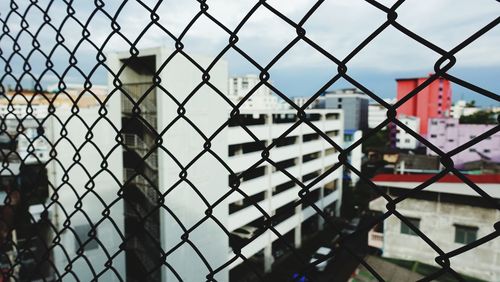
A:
[{"left": 459, "top": 110, "right": 497, "bottom": 124}]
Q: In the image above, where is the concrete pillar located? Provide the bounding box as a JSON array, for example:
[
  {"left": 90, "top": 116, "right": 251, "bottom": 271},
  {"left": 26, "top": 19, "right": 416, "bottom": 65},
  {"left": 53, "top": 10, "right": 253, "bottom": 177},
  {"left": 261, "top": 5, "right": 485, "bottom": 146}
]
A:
[
  {"left": 264, "top": 134, "right": 274, "bottom": 273},
  {"left": 294, "top": 204, "right": 302, "bottom": 248},
  {"left": 318, "top": 187, "right": 325, "bottom": 231},
  {"left": 296, "top": 123, "right": 304, "bottom": 246}
]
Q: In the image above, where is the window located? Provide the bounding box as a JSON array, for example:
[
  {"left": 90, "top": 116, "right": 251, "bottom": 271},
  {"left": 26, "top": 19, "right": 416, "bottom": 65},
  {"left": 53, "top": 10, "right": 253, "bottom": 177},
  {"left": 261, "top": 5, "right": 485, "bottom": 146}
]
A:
[
  {"left": 400, "top": 217, "right": 420, "bottom": 236},
  {"left": 430, "top": 134, "right": 437, "bottom": 138},
  {"left": 404, "top": 139, "right": 410, "bottom": 143},
  {"left": 338, "top": 98, "right": 342, "bottom": 102},
  {"left": 448, "top": 139, "right": 454, "bottom": 142},
  {"left": 454, "top": 225, "right": 477, "bottom": 244},
  {"left": 75, "top": 224, "right": 99, "bottom": 251},
  {"left": 337, "top": 104, "right": 342, "bottom": 109},
  {"left": 484, "top": 149, "right": 490, "bottom": 153}
]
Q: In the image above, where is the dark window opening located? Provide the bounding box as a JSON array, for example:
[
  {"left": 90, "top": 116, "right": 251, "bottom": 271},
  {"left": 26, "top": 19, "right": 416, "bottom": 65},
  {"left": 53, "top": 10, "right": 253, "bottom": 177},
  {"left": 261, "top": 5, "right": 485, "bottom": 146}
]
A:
[
  {"left": 454, "top": 225, "right": 477, "bottom": 244},
  {"left": 228, "top": 114, "right": 267, "bottom": 127},
  {"left": 302, "top": 170, "right": 321, "bottom": 183},
  {"left": 303, "top": 133, "right": 320, "bottom": 142},
  {"left": 324, "top": 179, "right": 338, "bottom": 196},
  {"left": 239, "top": 166, "right": 266, "bottom": 182},
  {"left": 273, "top": 158, "right": 296, "bottom": 171},
  {"left": 273, "top": 136, "right": 297, "bottom": 147},
  {"left": 273, "top": 181, "right": 295, "bottom": 195},
  {"left": 400, "top": 217, "right": 420, "bottom": 236},
  {"left": 305, "top": 113, "right": 321, "bottom": 121},
  {"left": 302, "top": 189, "right": 320, "bottom": 208},
  {"left": 302, "top": 152, "right": 320, "bottom": 163},
  {"left": 273, "top": 114, "right": 296, "bottom": 124},
  {"left": 326, "top": 113, "right": 339, "bottom": 120},
  {"left": 229, "top": 192, "right": 265, "bottom": 214}
]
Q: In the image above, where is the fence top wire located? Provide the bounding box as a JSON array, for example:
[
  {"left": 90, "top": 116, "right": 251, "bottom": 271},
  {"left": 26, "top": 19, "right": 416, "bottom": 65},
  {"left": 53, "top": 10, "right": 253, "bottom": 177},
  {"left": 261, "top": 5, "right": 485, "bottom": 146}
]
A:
[{"left": 0, "top": 0, "right": 499, "bottom": 281}]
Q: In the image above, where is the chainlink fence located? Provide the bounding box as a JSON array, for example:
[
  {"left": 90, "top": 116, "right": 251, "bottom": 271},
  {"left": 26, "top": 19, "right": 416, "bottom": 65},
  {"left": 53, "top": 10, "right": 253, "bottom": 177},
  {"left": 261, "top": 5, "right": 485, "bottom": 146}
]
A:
[{"left": 0, "top": 0, "right": 499, "bottom": 281}]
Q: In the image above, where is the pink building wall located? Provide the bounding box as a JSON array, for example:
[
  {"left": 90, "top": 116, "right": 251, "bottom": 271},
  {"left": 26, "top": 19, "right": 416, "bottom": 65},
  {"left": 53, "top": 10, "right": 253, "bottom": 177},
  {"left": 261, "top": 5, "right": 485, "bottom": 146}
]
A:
[
  {"left": 427, "top": 118, "right": 499, "bottom": 166},
  {"left": 396, "top": 76, "right": 452, "bottom": 135}
]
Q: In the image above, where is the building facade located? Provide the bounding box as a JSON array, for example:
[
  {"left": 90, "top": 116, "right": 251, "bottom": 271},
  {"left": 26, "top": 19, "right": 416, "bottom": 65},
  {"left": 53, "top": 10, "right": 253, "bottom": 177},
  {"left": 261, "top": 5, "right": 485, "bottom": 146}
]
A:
[
  {"left": 368, "top": 98, "right": 396, "bottom": 129},
  {"left": 395, "top": 115, "right": 420, "bottom": 150},
  {"left": 322, "top": 88, "right": 369, "bottom": 131},
  {"left": 109, "top": 47, "right": 230, "bottom": 281},
  {"left": 396, "top": 76, "right": 452, "bottom": 135},
  {"left": 427, "top": 118, "right": 500, "bottom": 167},
  {"left": 110, "top": 47, "right": 345, "bottom": 281},
  {"left": 226, "top": 109, "right": 344, "bottom": 273},
  {"left": 228, "top": 75, "right": 279, "bottom": 110},
  {"left": 450, "top": 100, "right": 481, "bottom": 119},
  {"left": 369, "top": 174, "right": 500, "bottom": 281},
  {"left": 0, "top": 87, "right": 125, "bottom": 281}
]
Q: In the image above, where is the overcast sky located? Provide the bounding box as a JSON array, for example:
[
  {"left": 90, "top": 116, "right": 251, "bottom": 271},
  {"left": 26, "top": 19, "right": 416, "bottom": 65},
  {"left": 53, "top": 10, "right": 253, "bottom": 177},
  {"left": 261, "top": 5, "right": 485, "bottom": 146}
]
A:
[{"left": 0, "top": 0, "right": 499, "bottom": 106}]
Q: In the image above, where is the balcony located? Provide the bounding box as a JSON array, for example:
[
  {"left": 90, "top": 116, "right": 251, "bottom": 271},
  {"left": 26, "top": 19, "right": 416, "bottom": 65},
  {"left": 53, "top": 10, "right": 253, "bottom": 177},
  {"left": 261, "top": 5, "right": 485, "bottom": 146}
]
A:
[{"left": 368, "top": 230, "right": 384, "bottom": 249}]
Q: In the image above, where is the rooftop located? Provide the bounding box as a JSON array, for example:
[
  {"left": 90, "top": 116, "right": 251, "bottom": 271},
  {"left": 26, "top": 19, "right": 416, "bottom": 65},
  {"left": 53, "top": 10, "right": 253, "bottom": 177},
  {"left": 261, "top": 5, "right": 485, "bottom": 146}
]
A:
[{"left": 372, "top": 173, "right": 500, "bottom": 184}]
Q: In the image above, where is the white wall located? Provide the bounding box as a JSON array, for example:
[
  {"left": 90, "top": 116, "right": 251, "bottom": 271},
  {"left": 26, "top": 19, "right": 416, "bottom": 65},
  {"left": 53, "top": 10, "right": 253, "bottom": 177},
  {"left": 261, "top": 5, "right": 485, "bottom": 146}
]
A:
[
  {"left": 395, "top": 116, "right": 420, "bottom": 150},
  {"left": 50, "top": 104, "right": 125, "bottom": 281},
  {"left": 225, "top": 109, "right": 344, "bottom": 269},
  {"left": 370, "top": 196, "right": 500, "bottom": 281}
]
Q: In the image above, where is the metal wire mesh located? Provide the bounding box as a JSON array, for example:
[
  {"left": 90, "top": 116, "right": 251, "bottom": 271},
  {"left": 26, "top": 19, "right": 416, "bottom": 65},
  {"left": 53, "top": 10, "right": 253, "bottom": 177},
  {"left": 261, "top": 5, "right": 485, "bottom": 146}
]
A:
[{"left": 0, "top": 1, "right": 499, "bottom": 281}]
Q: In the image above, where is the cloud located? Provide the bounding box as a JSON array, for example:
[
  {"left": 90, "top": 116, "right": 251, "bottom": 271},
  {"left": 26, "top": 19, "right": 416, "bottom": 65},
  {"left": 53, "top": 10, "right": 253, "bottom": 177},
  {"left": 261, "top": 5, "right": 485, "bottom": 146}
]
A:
[{"left": 0, "top": 0, "right": 499, "bottom": 90}]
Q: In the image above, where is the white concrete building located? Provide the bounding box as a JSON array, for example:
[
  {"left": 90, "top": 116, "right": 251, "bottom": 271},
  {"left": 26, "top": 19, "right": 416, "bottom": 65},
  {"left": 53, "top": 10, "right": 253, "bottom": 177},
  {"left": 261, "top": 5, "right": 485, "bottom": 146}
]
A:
[
  {"left": 368, "top": 98, "right": 396, "bottom": 129},
  {"left": 395, "top": 115, "right": 420, "bottom": 150},
  {"left": 369, "top": 174, "right": 500, "bottom": 281},
  {"left": 228, "top": 75, "right": 279, "bottom": 110},
  {"left": 110, "top": 47, "right": 345, "bottom": 281},
  {"left": 450, "top": 100, "right": 481, "bottom": 119},
  {"left": 0, "top": 88, "right": 125, "bottom": 281},
  {"left": 109, "top": 47, "right": 229, "bottom": 282},
  {"left": 291, "top": 96, "right": 323, "bottom": 109},
  {"left": 344, "top": 130, "right": 363, "bottom": 184},
  {"left": 226, "top": 109, "right": 344, "bottom": 272}
]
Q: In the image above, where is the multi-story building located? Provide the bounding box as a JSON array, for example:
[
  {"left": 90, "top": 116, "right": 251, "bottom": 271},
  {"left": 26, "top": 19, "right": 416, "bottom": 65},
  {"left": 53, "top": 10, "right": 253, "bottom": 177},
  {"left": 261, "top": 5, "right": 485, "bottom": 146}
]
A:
[
  {"left": 450, "top": 100, "right": 481, "bottom": 119},
  {"left": 396, "top": 76, "right": 452, "bottom": 135},
  {"left": 110, "top": 47, "right": 345, "bottom": 281},
  {"left": 322, "top": 88, "right": 369, "bottom": 132},
  {"left": 0, "top": 87, "right": 125, "bottom": 281},
  {"left": 395, "top": 115, "right": 420, "bottom": 150},
  {"left": 228, "top": 74, "right": 279, "bottom": 110},
  {"left": 427, "top": 117, "right": 500, "bottom": 167},
  {"left": 368, "top": 98, "right": 396, "bottom": 129},
  {"left": 292, "top": 96, "right": 323, "bottom": 109},
  {"left": 368, "top": 173, "right": 500, "bottom": 281},
  {"left": 226, "top": 109, "right": 343, "bottom": 273},
  {"left": 317, "top": 88, "right": 369, "bottom": 186}
]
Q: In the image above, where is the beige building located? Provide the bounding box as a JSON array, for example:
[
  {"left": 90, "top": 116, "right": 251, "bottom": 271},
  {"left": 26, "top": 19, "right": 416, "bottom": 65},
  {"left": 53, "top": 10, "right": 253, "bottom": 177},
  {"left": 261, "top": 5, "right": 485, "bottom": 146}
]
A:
[{"left": 369, "top": 174, "right": 500, "bottom": 281}]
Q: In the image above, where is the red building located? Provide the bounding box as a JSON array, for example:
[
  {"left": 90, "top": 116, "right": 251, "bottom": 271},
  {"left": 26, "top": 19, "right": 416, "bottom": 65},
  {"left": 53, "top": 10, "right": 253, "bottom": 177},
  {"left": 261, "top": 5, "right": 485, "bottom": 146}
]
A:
[{"left": 396, "top": 75, "right": 452, "bottom": 135}]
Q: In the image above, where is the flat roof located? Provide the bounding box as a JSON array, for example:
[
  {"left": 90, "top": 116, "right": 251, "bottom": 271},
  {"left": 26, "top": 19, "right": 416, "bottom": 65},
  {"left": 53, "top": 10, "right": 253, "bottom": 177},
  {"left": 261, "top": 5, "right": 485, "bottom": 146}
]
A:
[{"left": 372, "top": 173, "right": 500, "bottom": 184}]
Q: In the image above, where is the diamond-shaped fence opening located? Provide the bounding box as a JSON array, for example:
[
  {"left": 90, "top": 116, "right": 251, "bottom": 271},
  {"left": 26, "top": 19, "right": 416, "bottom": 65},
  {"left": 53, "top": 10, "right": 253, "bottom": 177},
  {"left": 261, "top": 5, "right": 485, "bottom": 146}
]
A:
[{"left": 1, "top": 1, "right": 499, "bottom": 282}]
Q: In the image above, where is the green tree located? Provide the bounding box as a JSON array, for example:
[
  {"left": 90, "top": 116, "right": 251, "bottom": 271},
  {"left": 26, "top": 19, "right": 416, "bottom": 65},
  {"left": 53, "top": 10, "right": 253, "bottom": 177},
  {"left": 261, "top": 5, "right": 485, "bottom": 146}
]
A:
[
  {"left": 465, "top": 100, "right": 476, "bottom": 107},
  {"left": 459, "top": 111, "right": 497, "bottom": 125}
]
